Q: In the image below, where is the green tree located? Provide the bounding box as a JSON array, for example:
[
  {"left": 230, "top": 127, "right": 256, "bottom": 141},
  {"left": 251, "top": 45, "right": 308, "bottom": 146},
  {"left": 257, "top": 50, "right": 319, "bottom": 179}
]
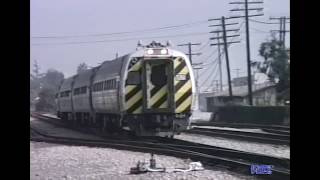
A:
[
  {"left": 41, "top": 69, "right": 64, "bottom": 91},
  {"left": 32, "top": 68, "right": 64, "bottom": 112},
  {"left": 35, "top": 87, "right": 56, "bottom": 112},
  {"left": 77, "top": 62, "right": 88, "bottom": 74},
  {"left": 255, "top": 38, "right": 290, "bottom": 93},
  {"left": 30, "top": 60, "right": 43, "bottom": 110}
]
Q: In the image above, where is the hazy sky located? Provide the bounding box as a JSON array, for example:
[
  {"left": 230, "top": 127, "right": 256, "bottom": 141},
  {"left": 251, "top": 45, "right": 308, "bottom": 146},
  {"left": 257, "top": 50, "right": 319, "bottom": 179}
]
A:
[{"left": 31, "top": 0, "right": 289, "bottom": 88}]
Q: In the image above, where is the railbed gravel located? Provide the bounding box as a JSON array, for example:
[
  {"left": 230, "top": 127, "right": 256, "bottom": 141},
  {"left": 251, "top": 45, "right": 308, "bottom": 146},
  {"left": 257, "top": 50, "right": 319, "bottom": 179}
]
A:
[
  {"left": 30, "top": 142, "right": 256, "bottom": 180},
  {"left": 175, "top": 133, "right": 290, "bottom": 159},
  {"left": 30, "top": 117, "right": 256, "bottom": 179}
]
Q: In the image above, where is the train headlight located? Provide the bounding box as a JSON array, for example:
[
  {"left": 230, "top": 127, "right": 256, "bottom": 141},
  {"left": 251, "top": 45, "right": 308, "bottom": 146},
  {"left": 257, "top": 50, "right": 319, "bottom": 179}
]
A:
[
  {"left": 145, "top": 48, "right": 168, "bottom": 56},
  {"left": 160, "top": 49, "right": 168, "bottom": 54},
  {"left": 147, "top": 49, "right": 154, "bottom": 55}
]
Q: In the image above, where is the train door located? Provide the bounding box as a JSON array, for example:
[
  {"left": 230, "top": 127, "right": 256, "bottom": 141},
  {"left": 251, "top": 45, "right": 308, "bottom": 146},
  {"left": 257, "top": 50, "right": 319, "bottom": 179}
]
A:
[{"left": 143, "top": 59, "right": 173, "bottom": 112}]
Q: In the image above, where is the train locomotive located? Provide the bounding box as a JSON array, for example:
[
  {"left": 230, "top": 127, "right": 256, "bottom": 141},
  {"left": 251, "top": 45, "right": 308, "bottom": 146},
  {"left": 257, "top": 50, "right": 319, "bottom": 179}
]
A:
[{"left": 56, "top": 41, "right": 196, "bottom": 137}]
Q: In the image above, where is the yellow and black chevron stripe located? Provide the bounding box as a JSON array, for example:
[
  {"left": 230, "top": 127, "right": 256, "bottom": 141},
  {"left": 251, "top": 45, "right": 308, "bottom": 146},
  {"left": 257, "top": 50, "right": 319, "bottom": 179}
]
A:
[
  {"left": 149, "top": 84, "right": 168, "bottom": 109},
  {"left": 174, "top": 57, "right": 192, "bottom": 113},
  {"left": 125, "top": 58, "right": 143, "bottom": 114},
  {"left": 125, "top": 57, "right": 193, "bottom": 114}
]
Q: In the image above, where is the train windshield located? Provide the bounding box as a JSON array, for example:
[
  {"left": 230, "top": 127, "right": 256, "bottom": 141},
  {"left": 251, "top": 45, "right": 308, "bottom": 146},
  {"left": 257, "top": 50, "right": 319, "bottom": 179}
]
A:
[{"left": 126, "top": 71, "right": 141, "bottom": 85}]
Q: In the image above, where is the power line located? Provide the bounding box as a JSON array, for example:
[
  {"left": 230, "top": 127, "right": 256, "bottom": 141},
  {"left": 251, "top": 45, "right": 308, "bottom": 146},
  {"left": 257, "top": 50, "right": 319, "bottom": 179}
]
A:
[
  {"left": 31, "top": 20, "right": 209, "bottom": 39},
  {"left": 196, "top": 40, "right": 211, "bottom": 51},
  {"left": 270, "top": 16, "right": 290, "bottom": 48},
  {"left": 250, "top": 27, "right": 269, "bottom": 33},
  {"left": 249, "top": 19, "right": 281, "bottom": 24},
  {"left": 209, "top": 16, "right": 241, "bottom": 97},
  {"left": 199, "top": 58, "right": 220, "bottom": 87},
  {"left": 198, "top": 20, "right": 245, "bottom": 88},
  {"left": 229, "top": 0, "right": 264, "bottom": 105},
  {"left": 197, "top": 48, "right": 219, "bottom": 64},
  {"left": 198, "top": 53, "right": 221, "bottom": 77},
  {"left": 31, "top": 32, "right": 209, "bottom": 46},
  {"left": 177, "top": 42, "right": 202, "bottom": 64}
]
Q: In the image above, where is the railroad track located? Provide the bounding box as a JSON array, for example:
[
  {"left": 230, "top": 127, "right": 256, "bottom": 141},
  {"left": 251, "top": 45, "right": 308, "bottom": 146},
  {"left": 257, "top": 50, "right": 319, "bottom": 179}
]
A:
[
  {"left": 186, "top": 127, "right": 290, "bottom": 145},
  {"left": 191, "top": 121, "right": 290, "bottom": 132},
  {"left": 31, "top": 112, "right": 290, "bottom": 179}
]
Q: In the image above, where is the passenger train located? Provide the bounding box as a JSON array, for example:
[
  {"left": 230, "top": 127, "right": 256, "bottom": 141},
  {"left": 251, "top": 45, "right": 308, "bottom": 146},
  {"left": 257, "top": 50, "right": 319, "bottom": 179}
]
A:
[{"left": 56, "top": 41, "right": 196, "bottom": 137}]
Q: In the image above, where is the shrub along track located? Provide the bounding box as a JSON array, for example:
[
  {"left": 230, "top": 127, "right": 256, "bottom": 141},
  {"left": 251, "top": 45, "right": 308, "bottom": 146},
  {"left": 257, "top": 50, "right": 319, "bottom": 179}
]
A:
[{"left": 30, "top": 112, "right": 290, "bottom": 180}]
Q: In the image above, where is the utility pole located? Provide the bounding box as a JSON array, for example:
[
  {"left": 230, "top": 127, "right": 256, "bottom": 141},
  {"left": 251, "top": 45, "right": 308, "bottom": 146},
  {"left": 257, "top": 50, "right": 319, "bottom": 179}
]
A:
[
  {"left": 209, "top": 16, "right": 241, "bottom": 98},
  {"left": 178, "top": 42, "right": 202, "bottom": 110},
  {"left": 229, "top": 0, "right": 264, "bottom": 105},
  {"left": 270, "top": 16, "right": 290, "bottom": 49},
  {"left": 116, "top": 52, "right": 118, "bottom": 59},
  {"left": 217, "top": 32, "right": 223, "bottom": 92},
  {"left": 177, "top": 43, "right": 201, "bottom": 64}
]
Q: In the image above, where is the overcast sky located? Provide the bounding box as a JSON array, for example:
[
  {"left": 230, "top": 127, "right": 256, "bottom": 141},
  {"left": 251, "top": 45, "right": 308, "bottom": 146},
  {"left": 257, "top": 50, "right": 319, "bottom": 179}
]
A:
[{"left": 31, "top": 0, "right": 289, "bottom": 88}]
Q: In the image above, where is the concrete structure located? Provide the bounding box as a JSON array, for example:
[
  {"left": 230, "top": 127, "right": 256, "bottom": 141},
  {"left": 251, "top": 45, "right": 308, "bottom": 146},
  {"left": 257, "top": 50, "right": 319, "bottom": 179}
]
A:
[{"left": 199, "top": 82, "right": 277, "bottom": 112}]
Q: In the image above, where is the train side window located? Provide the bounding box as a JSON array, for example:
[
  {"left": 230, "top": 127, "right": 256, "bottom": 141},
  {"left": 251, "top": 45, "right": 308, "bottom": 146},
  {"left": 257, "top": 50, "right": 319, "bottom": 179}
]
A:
[
  {"left": 97, "top": 82, "right": 100, "bottom": 91},
  {"left": 126, "top": 71, "right": 140, "bottom": 85},
  {"left": 99, "top": 82, "right": 103, "bottom": 91},
  {"left": 107, "top": 80, "right": 110, "bottom": 89},
  {"left": 80, "top": 86, "right": 86, "bottom": 94},
  {"left": 103, "top": 81, "right": 107, "bottom": 90},
  {"left": 84, "top": 86, "right": 87, "bottom": 94},
  {"left": 114, "top": 79, "right": 117, "bottom": 88},
  {"left": 74, "top": 88, "right": 79, "bottom": 95},
  {"left": 64, "top": 90, "right": 70, "bottom": 97}
]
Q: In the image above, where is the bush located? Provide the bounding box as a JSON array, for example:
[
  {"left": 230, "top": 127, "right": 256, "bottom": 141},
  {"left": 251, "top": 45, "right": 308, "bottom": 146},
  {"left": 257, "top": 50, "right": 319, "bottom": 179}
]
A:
[{"left": 35, "top": 88, "right": 56, "bottom": 112}]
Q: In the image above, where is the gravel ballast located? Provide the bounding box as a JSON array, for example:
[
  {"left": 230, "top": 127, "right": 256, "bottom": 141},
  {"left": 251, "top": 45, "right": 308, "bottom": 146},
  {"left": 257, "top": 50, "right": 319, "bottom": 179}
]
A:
[
  {"left": 30, "top": 142, "right": 255, "bottom": 180},
  {"left": 175, "top": 133, "right": 290, "bottom": 159},
  {"left": 30, "top": 117, "right": 255, "bottom": 179}
]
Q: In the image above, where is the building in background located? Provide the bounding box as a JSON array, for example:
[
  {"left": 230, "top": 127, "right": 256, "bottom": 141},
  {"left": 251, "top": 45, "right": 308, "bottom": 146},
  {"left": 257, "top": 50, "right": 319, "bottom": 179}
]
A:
[{"left": 199, "top": 82, "right": 277, "bottom": 112}]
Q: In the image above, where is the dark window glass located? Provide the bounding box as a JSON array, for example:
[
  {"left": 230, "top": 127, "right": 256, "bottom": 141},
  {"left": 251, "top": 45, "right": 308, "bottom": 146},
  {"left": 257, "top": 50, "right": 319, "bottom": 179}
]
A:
[
  {"left": 126, "top": 71, "right": 141, "bottom": 85},
  {"left": 104, "top": 81, "right": 107, "bottom": 90},
  {"left": 94, "top": 83, "right": 97, "bottom": 91},
  {"left": 80, "top": 86, "right": 86, "bottom": 94},
  {"left": 114, "top": 80, "right": 117, "bottom": 88},
  {"left": 151, "top": 64, "right": 167, "bottom": 87},
  {"left": 74, "top": 88, "right": 80, "bottom": 95}
]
